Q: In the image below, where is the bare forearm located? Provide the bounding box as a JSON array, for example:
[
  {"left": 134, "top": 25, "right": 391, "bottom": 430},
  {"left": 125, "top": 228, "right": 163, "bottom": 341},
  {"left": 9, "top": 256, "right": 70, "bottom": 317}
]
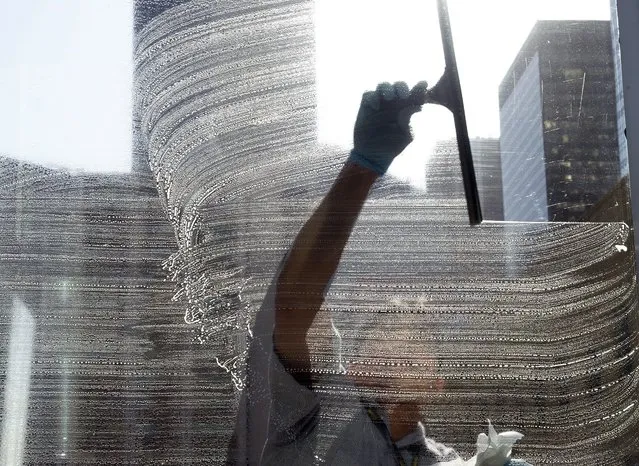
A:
[
  {"left": 279, "top": 162, "right": 377, "bottom": 298},
  {"left": 274, "top": 162, "right": 377, "bottom": 369}
]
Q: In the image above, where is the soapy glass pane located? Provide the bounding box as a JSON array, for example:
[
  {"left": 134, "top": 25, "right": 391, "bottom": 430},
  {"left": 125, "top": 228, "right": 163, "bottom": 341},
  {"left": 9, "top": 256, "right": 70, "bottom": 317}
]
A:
[{"left": 1, "top": 0, "right": 637, "bottom": 465}]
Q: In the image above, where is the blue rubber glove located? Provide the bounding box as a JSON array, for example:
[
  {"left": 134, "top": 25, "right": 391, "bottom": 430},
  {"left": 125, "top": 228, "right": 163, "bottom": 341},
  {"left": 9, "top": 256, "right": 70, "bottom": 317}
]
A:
[{"left": 348, "top": 81, "right": 428, "bottom": 176}]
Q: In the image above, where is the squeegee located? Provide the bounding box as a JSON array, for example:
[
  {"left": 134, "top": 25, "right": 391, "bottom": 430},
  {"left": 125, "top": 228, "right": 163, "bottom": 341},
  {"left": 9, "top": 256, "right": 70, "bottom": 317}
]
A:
[{"left": 426, "top": 0, "right": 483, "bottom": 225}]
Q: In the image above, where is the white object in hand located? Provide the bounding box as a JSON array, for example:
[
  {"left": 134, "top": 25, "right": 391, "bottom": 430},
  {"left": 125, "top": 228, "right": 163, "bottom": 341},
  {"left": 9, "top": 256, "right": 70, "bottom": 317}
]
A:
[
  {"left": 431, "top": 420, "right": 526, "bottom": 466},
  {"left": 472, "top": 420, "right": 524, "bottom": 466}
]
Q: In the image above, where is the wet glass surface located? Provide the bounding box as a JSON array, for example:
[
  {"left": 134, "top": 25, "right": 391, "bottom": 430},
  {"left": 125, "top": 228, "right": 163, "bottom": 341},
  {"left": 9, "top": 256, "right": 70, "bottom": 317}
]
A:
[{"left": 0, "top": 1, "right": 637, "bottom": 464}]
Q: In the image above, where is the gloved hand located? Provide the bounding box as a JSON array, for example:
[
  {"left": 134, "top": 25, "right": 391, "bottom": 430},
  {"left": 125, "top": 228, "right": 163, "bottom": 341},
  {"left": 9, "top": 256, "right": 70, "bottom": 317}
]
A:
[{"left": 348, "top": 81, "right": 428, "bottom": 176}]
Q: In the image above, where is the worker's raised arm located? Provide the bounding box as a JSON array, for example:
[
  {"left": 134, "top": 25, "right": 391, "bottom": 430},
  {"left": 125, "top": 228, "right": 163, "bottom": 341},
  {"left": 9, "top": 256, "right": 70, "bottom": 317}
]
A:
[{"left": 274, "top": 81, "right": 428, "bottom": 378}]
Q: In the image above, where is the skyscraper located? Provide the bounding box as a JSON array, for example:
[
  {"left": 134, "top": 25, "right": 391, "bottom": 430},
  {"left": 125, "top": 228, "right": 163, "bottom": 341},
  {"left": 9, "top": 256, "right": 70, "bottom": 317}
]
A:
[
  {"left": 499, "top": 20, "right": 620, "bottom": 221},
  {"left": 610, "top": 0, "right": 629, "bottom": 177},
  {"left": 471, "top": 138, "right": 504, "bottom": 221}
]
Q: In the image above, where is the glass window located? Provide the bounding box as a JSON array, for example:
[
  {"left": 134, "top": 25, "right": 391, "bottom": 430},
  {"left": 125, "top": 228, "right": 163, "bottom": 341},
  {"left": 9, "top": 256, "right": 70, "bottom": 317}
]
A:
[
  {"left": 448, "top": 0, "right": 628, "bottom": 222},
  {"left": 1, "top": 1, "right": 637, "bottom": 464}
]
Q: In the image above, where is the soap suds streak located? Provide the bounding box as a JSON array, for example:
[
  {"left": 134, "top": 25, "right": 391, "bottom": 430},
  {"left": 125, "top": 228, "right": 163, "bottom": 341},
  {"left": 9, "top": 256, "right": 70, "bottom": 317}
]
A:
[{"left": 130, "top": 0, "right": 639, "bottom": 463}]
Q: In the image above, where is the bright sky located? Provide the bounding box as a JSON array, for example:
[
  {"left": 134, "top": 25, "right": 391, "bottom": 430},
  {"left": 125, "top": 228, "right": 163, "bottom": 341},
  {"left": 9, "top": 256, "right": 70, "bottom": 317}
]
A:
[
  {"left": 0, "top": 0, "right": 133, "bottom": 173},
  {"left": 316, "top": 0, "right": 611, "bottom": 187},
  {"left": 0, "top": 1, "right": 610, "bottom": 175}
]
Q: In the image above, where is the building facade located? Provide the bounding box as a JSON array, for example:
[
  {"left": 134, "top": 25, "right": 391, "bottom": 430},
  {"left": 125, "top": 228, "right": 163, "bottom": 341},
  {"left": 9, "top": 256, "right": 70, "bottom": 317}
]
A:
[
  {"left": 610, "top": 0, "right": 629, "bottom": 177},
  {"left": 471, "top": 138, "right": 504, "bottom": 221},
  {"left": 499, "top": 20, "right": 620, "bottom": 221}
]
